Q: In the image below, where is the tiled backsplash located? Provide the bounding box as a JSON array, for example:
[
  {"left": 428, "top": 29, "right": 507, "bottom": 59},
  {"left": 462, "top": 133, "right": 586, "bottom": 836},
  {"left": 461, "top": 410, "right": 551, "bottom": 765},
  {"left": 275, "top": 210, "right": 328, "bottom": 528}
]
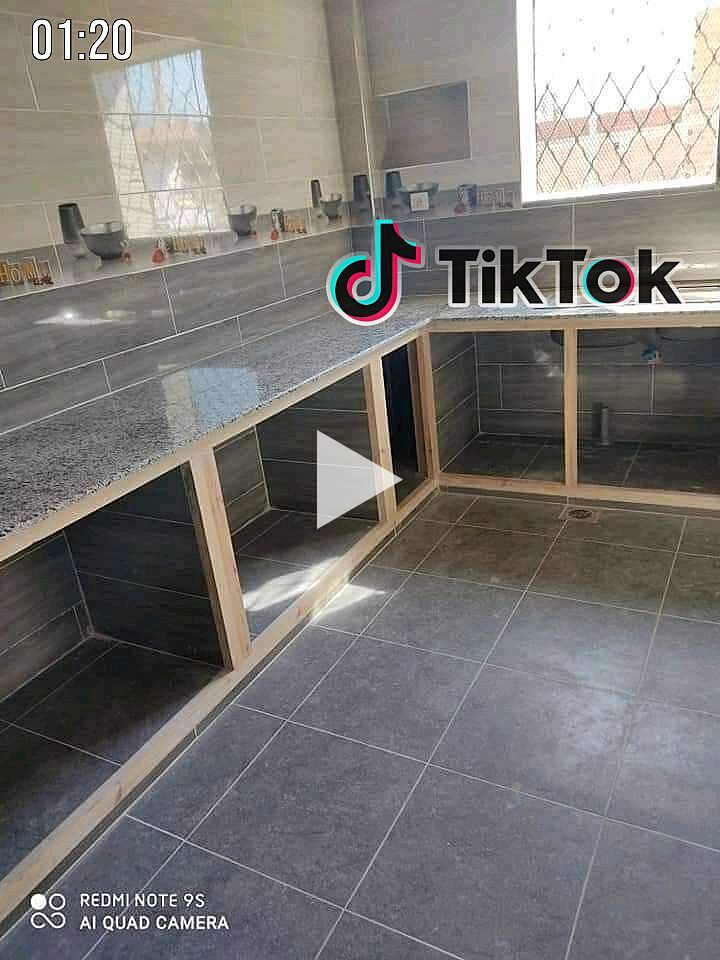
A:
[
  {"left": 0, "top": 1, "right": 348, "bottom": 291},
  {"left": 0, "top": 229, "right": 350, "bottom": 435}
]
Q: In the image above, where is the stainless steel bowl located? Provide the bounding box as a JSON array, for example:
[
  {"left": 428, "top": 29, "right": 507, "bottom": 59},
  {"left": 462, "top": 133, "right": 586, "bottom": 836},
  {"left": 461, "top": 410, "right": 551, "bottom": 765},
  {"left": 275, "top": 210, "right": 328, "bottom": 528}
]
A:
[
  {"left": 80, "top": 221, "right": 128, "bottom": 260},
  {"left": 228, "top": 204, "right": 257, "bottom": 237}
]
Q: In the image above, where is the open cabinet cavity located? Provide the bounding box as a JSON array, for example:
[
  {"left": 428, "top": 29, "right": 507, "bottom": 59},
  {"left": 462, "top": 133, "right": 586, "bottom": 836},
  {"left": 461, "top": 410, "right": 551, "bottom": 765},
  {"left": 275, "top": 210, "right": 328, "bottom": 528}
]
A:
[
  {"left": 215, "top": 371, "right": 384, "bottom": 638},
  {"left": 0, "top": 466, "right": 227, "bottom": 880}
]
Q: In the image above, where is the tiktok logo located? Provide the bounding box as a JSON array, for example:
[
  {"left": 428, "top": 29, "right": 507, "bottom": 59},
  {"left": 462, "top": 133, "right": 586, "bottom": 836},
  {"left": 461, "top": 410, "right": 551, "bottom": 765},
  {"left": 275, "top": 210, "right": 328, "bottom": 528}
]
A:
[{"left": 327, "top": 219, "right": 425, "bottom": 325}]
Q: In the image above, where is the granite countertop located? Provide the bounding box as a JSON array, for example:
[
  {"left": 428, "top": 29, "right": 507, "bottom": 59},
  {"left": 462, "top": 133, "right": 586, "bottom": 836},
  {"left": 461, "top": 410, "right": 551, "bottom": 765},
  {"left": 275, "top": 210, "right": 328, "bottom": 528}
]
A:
[{"left": 2, "top": 293, "right": 720, "bottom": 542}]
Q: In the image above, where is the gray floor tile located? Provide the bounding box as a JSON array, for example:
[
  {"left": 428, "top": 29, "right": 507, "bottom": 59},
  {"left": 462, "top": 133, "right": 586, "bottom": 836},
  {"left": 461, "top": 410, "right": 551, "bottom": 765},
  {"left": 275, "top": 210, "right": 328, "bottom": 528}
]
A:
[
  {"left": 295, "top": 637, "right": 477, "bottom": 759},
  {"left": 20, "top": 645, "right": 217, "bottom": 764},
  {"left": 0, "top": 817, "right": 178, "bottom": 960},
  {"left": 562, "top": 508, "right": 684, "bottom": 551},
  {"left": 231, "top": 508, "right": 287, "bottom": 551},
  {"left": 367, "top": 573, "right": 519, "bottom": 660},
  {"left": 523, "top": 443, "right": 565, "bottom": 482},
  {"left": 131, "top": 707, "right": 281, "bottom": 837},
  {"left": 0, "top": 725, "right": 115, "bottom": 876},
  {"left": 493, "top": 594, "right": 655, "bottom": 693},
  {"left": 237, "top": 557, "right": 322, "bottom": 634},
  {"left": 0, "top": 636, "right": 114, "bottom": 722},
  {"left": 628, "top": 446, "right": 720, "bottom": 495},
  {"left": 237, "top": 626, "right": 356, "bottom": 718},
  {"left": 642, "top": 616, "right": 720, "bottom": 714},
  {"left": 609, "top": 701, "right": 720, "bottom": 847},
  {"left": 460, "top": 496, "right": 565, "bottom": 536},
  {"left": 420, "top": 525, "right": 554, "bottom": 589},
  {"left": 313, "top": 566, "right": 406, "bottom": 634},
  {"left": 532, "top": 539, "right": 673, "bottom": 612},
  {"left": 436, "top": 666, "right": 632, "bottom": 812},
  {"left": 418, "top": 492, "right": 476, "bottom": 523},
  {"left": 578, "top": 442, "right": 638, "bottom": 486},
  {"left": 238, "top": 512, "right": 373, "bottom": 568},
  {"left": 322, "top": 914, "right": 447, "bottom": 959},
  {"left": 680, "top": 515, "right": 720, "bottom": 557},
  {"left": 90, "top": 842, "right": 339, "bottom": 960},
  {"left": 569, "top": 821, "right": 720, "bottom": 960},
  {"left": 446, "top": 437, "right": 545, "bottom": 478},
  {"left": 351, "top": 767, "right": 599, "bottom": 960},
  {"left": 193, "top": 724, "right": 419, "bottom": 902},
  {"left": 664, "top": 553, "right": 720, "bottom": 622},
  {"left": 373, "top": 520, "right": 451, "bottom": 571}
]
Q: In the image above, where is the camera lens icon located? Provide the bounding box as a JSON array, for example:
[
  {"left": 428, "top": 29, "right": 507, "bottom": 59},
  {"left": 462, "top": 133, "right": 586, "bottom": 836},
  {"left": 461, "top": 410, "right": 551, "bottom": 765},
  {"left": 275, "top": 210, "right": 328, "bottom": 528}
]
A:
[{"left": 30, "top": 892, "right": 66, "bottom": 930}]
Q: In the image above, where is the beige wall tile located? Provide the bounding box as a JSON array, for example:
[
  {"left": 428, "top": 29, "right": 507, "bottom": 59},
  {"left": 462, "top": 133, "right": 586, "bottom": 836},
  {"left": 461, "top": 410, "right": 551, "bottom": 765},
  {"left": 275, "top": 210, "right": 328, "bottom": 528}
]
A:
[
  {"left": 302, "top": 58, "right": 338, "bottom": 117},
  {"left": 107, "top": 0, "right": 246, "bottom": 45},
  {"left": 260, "top": 116, "right": 343, "bottom": 180},
  {"left": 0, "top": 13, "right": 35, "bottom": 109},
  {"left": 201, "top": 44, "right": 302, "bottom": 118},
  {"left": 0, "top": 1, "right": 110, "bottom": 18},
  {"left": 0, "top": 203, "right": 52, "bottom": 252},
  {"left": 0, "top": 110, "right": 115, "bottom": 203},
  {"left": 224, "top": 173, "right": 348, "bottom": 214},
  {"left": 210, "top": 116, "right": 265, "bottom": 185},
  {"left": 20, "top": 16, "right": 104, "bottom": 112},
  {"left": 244, "top": 0, "right": 329, "bottom": 60}
]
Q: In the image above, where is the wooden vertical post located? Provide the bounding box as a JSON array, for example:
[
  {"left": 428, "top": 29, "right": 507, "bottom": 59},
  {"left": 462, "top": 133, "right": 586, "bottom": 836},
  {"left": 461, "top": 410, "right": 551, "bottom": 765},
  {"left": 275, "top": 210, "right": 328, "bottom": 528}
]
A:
[
  {"left": 415, "top": 333, "right": 441, "bottom": 482},
  {"left": 363, "top": 358, "right": 398, "bottom": 523},
  {"left": 183, "top": 448, "right": 252, "bottom": 668},
  {"left": 564, "top": 327, "right": 579, "bottom": 488}
]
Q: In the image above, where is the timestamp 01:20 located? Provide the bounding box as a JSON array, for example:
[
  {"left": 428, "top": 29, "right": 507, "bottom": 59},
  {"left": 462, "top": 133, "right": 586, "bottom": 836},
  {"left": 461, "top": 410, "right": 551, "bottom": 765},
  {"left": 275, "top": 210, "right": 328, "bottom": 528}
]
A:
[{"left": 31, "top": 19, "right": 132, "bottom": 62}]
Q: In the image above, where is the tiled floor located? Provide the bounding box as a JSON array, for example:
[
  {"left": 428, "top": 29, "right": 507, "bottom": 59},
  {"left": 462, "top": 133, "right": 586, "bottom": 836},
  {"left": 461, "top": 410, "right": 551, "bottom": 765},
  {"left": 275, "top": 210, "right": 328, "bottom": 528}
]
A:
[
  {"left": 0, "top": 639, "right": 218, "bottom": 878},
  {"left": 5, "top": 492, "right": 720, "bottom": 958},
  {"left": 446, "top": 433, "right": 720, "bottom": 496}
]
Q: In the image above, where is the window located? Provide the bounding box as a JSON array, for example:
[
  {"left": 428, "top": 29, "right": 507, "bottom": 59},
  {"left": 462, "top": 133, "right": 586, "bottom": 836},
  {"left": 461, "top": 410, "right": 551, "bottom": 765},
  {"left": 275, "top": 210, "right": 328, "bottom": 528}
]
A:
[{"left": 517, "top": 0, "right": 720, "bottom": 201}]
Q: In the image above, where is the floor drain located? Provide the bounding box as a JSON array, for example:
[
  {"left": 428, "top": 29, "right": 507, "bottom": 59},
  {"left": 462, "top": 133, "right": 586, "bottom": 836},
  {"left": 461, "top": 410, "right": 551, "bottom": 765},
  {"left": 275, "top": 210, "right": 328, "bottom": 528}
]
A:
[{"left": 560, "top": 506, "right": 602, "bottom": 522}]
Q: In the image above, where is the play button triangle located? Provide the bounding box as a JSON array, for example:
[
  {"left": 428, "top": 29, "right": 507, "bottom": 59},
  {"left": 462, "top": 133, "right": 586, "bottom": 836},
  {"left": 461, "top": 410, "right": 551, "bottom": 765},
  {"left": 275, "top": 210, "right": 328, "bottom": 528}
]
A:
[{"left": 316, "top": 431, "right": 401, "bottom": 529}]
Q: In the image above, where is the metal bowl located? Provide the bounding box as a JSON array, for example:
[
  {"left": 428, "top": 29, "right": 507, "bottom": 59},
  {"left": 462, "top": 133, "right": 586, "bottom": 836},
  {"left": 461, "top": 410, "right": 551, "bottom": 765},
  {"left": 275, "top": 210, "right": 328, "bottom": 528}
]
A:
[
  {"left": 80, "top": 221, "right": 128, "bottom": 260},
  {"left": 228, "top": 204, "right": 257, "bottom": 237},
  {"left": 398, "top": 181, "right": 439, "bottom": 207},
  {"left": 321, "top": 194, "right": 343, "bottom": 220}
]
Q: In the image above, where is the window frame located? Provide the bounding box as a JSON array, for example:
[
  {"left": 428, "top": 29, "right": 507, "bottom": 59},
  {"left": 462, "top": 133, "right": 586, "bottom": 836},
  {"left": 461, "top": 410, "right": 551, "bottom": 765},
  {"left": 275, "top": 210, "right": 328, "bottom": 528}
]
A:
[{"left": 516, "top": 0, "right": 720, "bottom": 205}]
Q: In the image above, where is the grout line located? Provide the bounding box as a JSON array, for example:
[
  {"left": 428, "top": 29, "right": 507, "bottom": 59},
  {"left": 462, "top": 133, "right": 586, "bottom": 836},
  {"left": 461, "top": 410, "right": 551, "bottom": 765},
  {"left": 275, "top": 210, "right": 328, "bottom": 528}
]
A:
[
  {"left": 232, "top": 508, "right": 288, "bottom": 549},
  {"left": 14, "top": 12, "right": 40, "bottom": 111},
  {"left": 431, "top": 344, "right": 476, "bottom": 375},
  {"left": 0, "top": 602, "right": 80, "bottom": 664},
  {"left": 435, "top": 391, "right": 476, "bottom": 428},
  {"left": 63, "top": 530, "right": 95, "bottom": 636},
  {"left": 562, "top": 825, "right": 605, "bottom": 960},
  {"left": 75, "top": 569, "right": 212, "bottom": 602},
  {"left": 8, "top": 721, "right": 120, "bottom": 766},
  {"left": 102, "top": 634, "right": 222, "bottom": 671},
  {"left": 620, "top": 442, "right": 643, "bottom": 487}
]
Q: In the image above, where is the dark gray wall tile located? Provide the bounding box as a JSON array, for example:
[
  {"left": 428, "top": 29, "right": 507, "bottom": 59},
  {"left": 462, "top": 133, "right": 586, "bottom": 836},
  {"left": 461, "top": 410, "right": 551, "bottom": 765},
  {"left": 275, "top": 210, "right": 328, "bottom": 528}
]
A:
[
  {"left": 500, "top": 364, "right": 564, "bottom": 411},
  {"left": 80, "top": 573, "right": 221, "bottom": 665},
  {"left": 658, "top": 328, "right": 720, "bottom": 364},
  {"left": 263, "top": 459, "right": 378, "bottom": 520},
  {"left": 475, "top": 330, "right": 564, "bottom": 363},
  {"left": 479, "top": 409, "right": 564, "bottom": 437},
  {"left": 575, "top": 190, "right": 720, "bottom": 257},
  {"left": 0, "top": 535, "right": 80, "bottom": 653},
  {"left": 402, "top": 269, "right": 447, "bottom": 295},
  {"left": 226, "top": 483, "right": 269, "bottom": 536},
  {"left": 433, "top": 347, "right": 476, "bottom": 421},
  {"left": 258, "top": 408, "right": 372, "bottom": 461},
  {"left": 578, "top": 328, "right": 652, "bottom": 364},
  {"left": 578, "top": 365, "right": 652, "bottom": 414},
  {"left": 654, "top": 366, "right": 720, "bottom": 416},
  {"left": 438, "top": 393, "right": 478, "bottom": 468},
  {"left": 0, "top": 607, "right": 82, "bottom": 704},
  {"left": 105, "top": 318, "right": 239, "bottom": 390},
  {"left": 578, "top": 412, "right": 720, "bottom": 444},
  {"left": 476, "top": 364, "right": 502, "bottom": 408},
  {"left": 104, "top": 467, "right": 193, "bottom": 524},
  {"left": 216, "top": 429, "right": 265, "bottom": 505},
  {"left": 239, "top": 290, "right": 329, "bottom": 343},
  {"left": 430, "top": 333, "right": 474, "bottom": 370},
  {"left": 296, "top": 371, "right": 366, "bottom": 411},
  {"left": 165, "top": 246, "right": 282, "bottom": 333},
  {"left": 279, "top": 231, "right": 351, "bottom": 298},
  {"left": 425, "top": 206, "right": 572, "bottom": 262},
  {"left": 0, "top": 362, "right": 108, "bottom": 434},
  {"left": 0, "top": 272, "right": 174, "bottom": 385},
  {"left": 68, "top": 511, "right": 208, "bottom": 597}
]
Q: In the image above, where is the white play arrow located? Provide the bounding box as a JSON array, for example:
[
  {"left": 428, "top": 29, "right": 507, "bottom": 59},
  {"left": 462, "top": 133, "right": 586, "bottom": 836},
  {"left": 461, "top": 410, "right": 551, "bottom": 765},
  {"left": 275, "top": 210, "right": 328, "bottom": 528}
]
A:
[{"left": 316, "top": 431, "right": 401, "bottom": 529}]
